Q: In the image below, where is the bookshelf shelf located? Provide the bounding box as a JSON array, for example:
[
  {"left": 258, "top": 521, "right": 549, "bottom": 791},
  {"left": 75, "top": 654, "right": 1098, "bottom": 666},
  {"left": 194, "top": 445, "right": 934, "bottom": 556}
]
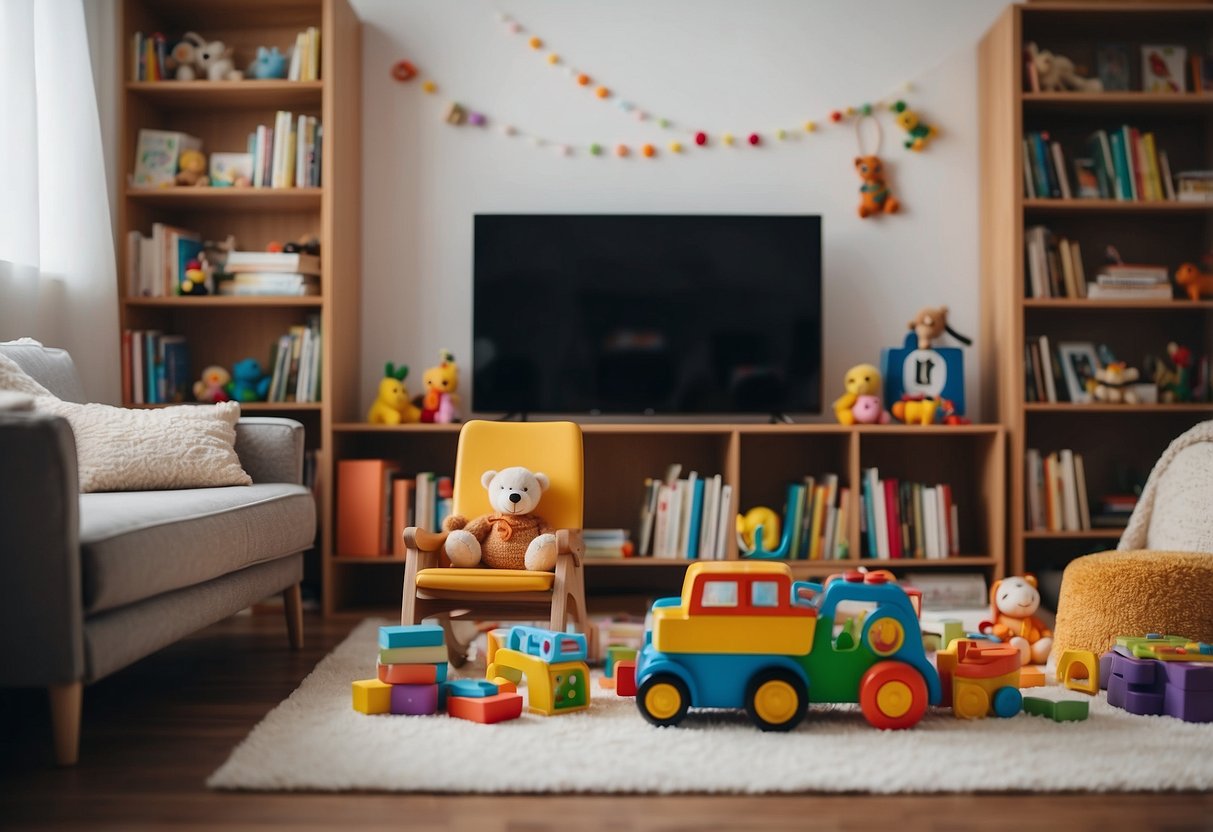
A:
[
  {"left": 980, "top": 3, "right": 1213, "bottom": 578},
  {"left": 326, "top": 422, "right": 1005, "bottom": 614},
  {"left": 1023, "top": 299, "right": 1213, "bottom": 310},
  {"left": 126, "top": 80, "right": 324, "bottom": 109},
  {"left": 1023, "top": 199, "right": 1213, "bottom": 214},
  {"left": 125, "top": 187, "right": 322, "bottom": 210},
  {"left": 125, "top": 296, "right": 323, "bottom": 308}
]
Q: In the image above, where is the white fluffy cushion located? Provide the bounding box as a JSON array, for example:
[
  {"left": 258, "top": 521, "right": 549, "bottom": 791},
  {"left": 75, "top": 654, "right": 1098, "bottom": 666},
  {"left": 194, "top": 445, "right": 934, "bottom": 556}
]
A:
[{"left": 0, "top": 352, "right": 251, "bottom": 493}]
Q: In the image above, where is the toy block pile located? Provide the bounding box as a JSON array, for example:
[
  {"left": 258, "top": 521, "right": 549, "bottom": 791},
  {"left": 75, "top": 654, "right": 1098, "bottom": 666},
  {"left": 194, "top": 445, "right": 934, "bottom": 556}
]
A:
[
  {"left": 351, "top": 624, "right": 524, "bottom": 723},
  {"left": 1100, "top": 633, "right": 1213, "bottom": 723}
]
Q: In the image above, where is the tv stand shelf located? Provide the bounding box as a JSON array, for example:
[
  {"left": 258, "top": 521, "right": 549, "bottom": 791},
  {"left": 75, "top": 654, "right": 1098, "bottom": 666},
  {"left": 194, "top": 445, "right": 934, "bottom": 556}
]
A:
[{"left": 324, "top": 421, "right": 1005, "bottom": 617}]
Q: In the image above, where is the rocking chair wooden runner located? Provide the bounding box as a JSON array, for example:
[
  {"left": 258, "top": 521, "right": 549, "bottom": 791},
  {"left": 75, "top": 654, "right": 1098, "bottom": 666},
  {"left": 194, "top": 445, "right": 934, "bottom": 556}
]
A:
[{"left": 400, "top": 420, "right": 591, "bottom": 666}]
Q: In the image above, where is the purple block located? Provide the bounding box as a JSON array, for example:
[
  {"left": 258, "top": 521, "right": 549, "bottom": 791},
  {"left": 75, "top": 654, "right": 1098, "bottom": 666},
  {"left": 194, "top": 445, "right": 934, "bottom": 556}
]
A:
[
  {"left": 389, "top": 683, "right": 439, "bottom": 715},
  {"left": 1164, "top": 661, "right": 1213, "bottom": 693},
  {"left": 1099, "top": 651, "right": 1113, "bottom": 691},
  {"left": 1107, "top": 651, "right": 1213, "bottom": 723},
  {"left": 1112, "top": 652, "right": 1158, "bottom": 686}
]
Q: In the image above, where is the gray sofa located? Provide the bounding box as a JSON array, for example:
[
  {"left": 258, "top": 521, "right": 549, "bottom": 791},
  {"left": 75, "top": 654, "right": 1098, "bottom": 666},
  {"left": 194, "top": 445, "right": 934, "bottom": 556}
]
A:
[{"left": 0, "top": 343, "right": 316, "bottom": 765}]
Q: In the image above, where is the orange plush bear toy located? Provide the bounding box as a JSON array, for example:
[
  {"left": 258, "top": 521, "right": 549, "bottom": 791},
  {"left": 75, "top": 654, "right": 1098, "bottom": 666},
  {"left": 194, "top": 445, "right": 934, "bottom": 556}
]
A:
[
  {"left": 855, "top": 155, "right": 900, "bottom": 218},
  {"left": 980, "top": 575, "right": 1054, "bottom": 666}
]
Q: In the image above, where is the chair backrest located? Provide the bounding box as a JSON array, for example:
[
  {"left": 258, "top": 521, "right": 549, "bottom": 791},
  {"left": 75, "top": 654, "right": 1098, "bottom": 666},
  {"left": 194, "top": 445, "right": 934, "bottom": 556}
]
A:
[{"left": 452, "top": 420, "right": 583, "bottom": 530}]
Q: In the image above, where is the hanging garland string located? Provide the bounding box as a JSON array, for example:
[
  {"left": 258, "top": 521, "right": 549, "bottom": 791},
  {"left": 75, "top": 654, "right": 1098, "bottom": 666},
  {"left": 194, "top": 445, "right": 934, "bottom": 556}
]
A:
[{"left": 390, "top": 11, "right": 940, "bottom": 160}]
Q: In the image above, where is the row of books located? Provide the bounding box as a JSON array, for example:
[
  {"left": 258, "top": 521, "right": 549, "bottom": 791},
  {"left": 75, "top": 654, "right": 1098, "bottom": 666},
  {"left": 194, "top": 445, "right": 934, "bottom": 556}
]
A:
[
  {"left": 582, "top": 529, "right": 634, "bottom": 559},
  {"left": 1023, "top": 127, "right": 1176, "bottom": 202},
  {"left": 768, "top": 475, "right": 849, "bottom": 560},
  {"left": 120, "top": 330, "right": 190, "bottom": 405},
  {"left": 125, "top": 223, "right": 204, "bottom": 297},
  {"left": 859, "top": 468, "right": 960, "bottom": 560},
  {"left": 267, "top": 315, "right": 323, "bottom": 403},
  {"left": 1024, "top": 448, "right": 1091, "bottom": 533},
  {"left": 249, "top": 112, "right": 323, "bottom": 189},
  {"left": 287, "top": 27, "right": 322, "bottom": 82},
  {"left": 1024, "top": 226, "right": 1088, "bottom": 299},
  {"left": 220, "top": 249, "right": 322, "bottom": 297},
  {"left": 335, "top": 460, "right": 454, "bottom": 557},
  {"left": 636, "top": 466, "right": 734, "bottom": 560}
]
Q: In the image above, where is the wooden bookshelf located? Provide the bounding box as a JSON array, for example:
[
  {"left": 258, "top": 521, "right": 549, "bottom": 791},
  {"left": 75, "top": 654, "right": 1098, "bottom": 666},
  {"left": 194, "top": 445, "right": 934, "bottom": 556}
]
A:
[
  {"left": 116, "top": 0, "right": 361, "bottom": 602},
  {"left": 324, "top": 422, "right": 1005, "bottom": 617},
  {"left": 979, "top": 2, "right": 1213, "bottom": 578}
]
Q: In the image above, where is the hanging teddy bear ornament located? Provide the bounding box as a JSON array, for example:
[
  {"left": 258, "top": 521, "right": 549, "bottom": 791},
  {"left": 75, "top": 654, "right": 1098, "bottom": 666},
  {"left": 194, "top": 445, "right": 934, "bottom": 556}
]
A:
[{"left": 854, "top": 114, "right": 900, "bottom": 219}]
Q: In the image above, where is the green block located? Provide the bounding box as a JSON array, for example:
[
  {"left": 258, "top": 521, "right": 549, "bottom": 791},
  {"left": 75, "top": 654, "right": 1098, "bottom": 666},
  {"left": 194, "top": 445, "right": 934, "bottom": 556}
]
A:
[
  {"left": 1023, "top": 696, "right": 1089, "bottom": 722},
  {"left": 605, "top": 646, "right": 638, "bottom": 678}
]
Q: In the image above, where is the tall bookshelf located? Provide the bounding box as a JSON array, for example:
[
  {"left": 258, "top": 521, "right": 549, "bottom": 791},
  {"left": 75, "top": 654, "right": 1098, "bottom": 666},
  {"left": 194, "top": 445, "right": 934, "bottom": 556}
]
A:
[
  {"left": 116, "top": 0, "right": 362, "bottom": 601},
  {"left": 979, "top": 3, "right": 1213, "bottom": 579},
  {"left": 326, "top": 423, "right": 1005, "bottom": 618}
]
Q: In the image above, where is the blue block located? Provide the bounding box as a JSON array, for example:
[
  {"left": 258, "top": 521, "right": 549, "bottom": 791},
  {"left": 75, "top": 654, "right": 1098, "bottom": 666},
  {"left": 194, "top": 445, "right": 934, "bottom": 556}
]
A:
[
  {"left": 379, "top": 624, "right": 445, "bottom": 649},
  {"left": 444, "top": 679, "right": 499, "bottom": 699}
]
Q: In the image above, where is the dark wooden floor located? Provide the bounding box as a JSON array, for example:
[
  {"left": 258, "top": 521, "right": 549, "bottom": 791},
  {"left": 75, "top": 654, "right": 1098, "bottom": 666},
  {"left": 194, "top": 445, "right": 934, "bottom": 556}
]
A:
[{"left": 2, "top": 615, "right": 1211, "bottom": 832}]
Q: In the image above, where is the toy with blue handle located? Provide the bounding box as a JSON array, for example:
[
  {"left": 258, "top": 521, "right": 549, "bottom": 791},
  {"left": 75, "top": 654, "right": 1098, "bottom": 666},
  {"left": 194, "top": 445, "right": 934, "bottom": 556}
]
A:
[
  {"left": 507, "top": 625, "right": 587, "bottom": 663},
  {"left": 741, "top": 522, "right": 793, "bottom": 559}
]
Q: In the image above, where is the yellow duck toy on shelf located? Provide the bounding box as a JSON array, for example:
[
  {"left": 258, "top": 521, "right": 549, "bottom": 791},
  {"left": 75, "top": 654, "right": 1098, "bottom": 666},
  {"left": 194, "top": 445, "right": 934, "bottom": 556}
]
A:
[
  {"left": 832, "top": 363, "right": 889, "bottom": 425},
  {"left": 367, "top": 362, "right": 421, "bottom": 425}
]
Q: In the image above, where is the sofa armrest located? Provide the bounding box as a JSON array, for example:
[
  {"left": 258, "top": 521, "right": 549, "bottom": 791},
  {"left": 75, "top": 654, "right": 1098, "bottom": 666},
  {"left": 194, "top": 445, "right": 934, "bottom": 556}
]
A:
[
  {"left": 235, "top": 417, "right": 306, "bottom": 485},
  {"left": 0, "top": 411, "right": 84, "bottom": 686}
]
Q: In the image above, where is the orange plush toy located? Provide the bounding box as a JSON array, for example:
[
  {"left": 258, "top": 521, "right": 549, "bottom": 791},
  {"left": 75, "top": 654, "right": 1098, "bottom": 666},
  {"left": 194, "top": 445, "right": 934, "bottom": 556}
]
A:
[
  {"left": 855, "top": 155, "right": 900, "bottom": 218},
  {"left": 1176, "top": 262, "right": 1213, "bottom": 301},
  {"left": 980, "top": 575, "right": 1054, "bottom": 666}
]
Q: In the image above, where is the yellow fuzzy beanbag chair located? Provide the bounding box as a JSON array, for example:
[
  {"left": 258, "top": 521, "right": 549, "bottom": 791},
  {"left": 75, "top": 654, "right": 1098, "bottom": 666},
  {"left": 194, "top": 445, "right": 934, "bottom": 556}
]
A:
[{"left": 1052, "top": 550, "right": 1213, "bottom": 657}]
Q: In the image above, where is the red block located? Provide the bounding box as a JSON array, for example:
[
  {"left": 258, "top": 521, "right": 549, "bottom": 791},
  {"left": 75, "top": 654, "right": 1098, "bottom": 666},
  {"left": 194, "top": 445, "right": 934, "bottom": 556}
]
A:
[
  {"left": 616, "top": 660, "right": 637, "bottom": 697},
  {"left": 378, "top": 663, "right": 440, "bottom": 685},
  {"left": 447, "top": 692, "right": 523, "bottom": 724}
]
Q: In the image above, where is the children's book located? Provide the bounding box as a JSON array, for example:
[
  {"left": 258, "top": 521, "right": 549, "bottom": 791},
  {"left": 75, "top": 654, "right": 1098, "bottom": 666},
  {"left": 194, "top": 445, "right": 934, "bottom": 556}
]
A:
[
  {"left": 1142, "top": 44, "right": 1187, "bottom": 92},
  {"left": 132, "top": 129, "right": 200, "bottom": 187}
]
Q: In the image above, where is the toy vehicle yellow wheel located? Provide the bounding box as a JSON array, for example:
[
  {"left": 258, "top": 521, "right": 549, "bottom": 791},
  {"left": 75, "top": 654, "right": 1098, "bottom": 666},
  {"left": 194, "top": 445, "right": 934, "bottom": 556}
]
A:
[
  {"left": 744, "top": 669, "right": 808, "bottom": 732},
  {"left": 636, "top": 673, "right": 690, "bottom": 728},
  {"left": 954, "top": 682, "right": 990, "bottom": 719},
  {"left": 859, "top": 661, "right": 928, "bottom": 729}
]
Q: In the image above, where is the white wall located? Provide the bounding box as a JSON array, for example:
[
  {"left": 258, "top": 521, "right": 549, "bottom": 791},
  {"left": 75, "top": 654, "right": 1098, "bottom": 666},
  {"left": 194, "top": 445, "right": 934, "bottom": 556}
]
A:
[{"left": 352, "top": 0, "right": 1009, "bottom": 421}]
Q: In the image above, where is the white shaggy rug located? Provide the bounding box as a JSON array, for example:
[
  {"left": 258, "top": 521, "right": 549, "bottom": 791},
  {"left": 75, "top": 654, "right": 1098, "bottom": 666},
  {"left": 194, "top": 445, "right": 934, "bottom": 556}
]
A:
[{"left": 208, "top": 620, "right": 1213, "bottom": 793}]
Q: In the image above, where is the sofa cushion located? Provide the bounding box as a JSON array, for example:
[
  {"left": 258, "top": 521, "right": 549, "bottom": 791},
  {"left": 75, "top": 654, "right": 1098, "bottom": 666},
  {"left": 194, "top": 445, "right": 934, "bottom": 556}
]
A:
[
  {"left": 0, "top": 341, "right": 86, "bottom": 402},
  {"left": 79, "top": 483, "right": 315, "bottom": 614}
]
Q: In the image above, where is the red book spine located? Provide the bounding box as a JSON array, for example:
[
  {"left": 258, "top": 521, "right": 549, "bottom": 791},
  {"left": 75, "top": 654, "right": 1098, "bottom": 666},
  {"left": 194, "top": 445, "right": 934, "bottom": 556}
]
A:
[{"left": 884, "top": 478, "right": 902, "bottom": 559}]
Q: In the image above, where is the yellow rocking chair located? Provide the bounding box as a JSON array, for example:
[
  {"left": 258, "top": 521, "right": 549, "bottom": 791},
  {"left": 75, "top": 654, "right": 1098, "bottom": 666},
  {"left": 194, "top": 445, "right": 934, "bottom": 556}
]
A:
[{"left": 401, "top": 420, "right": 591, "bottom": 666}]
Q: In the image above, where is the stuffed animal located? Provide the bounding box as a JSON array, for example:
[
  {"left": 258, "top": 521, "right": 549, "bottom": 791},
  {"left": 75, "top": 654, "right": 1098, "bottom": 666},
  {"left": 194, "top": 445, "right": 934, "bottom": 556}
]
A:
[
  {"left": 1092, "top": 362, "right": 1141, "bottom": 404},
  {"left": 193, "top": 365, "right": 231, "bottom": 403},
  {"left": 367, "top": 362, "right": 421, "bottom": 424},
  {"left": 1176, "top": 262, "right": 1213, "bottom": 301},
  {"left": 1155, "top": 342, "right": 1193, "bottom": 403},
  {"left": 418, "top": 349, "right": 461, "bottom": 423},
  {"left": 193, "top": 35, "right": 243, "bottom": 81},
  {"left": 228, "top": 358, "right": 271, "bottom": 402},
  {"left": 248, "top": 46, "right": 288, "bottom": 80},
  {"left": 832, "top": 363, "right": 888, "bottom": 425},
  {"left": 908, "top": 306, "right": 949, "bottom": 350},
  {"left": 168, "top": 33, "right": 206, "bottom": 80},
  {"left": 1033, "top": 49, "right": 1103, "bottom": 93},
  {"left": 891, "top": 101, "right": 937, "bottom": 152},
  {"left": 442, "top": 467, "right": 558, "bottom": 571},
  {"left": 737, "top": 506, "right": 780, "bottom": 552},
  {"left": 855, "top": 155, "right": 900, "bottom": 218},
  {"left": 175, "top": 149, "right": 209, "bottom": 186},
  {"left": 979, "top": 575, "right": 1053, "bottom": 666}
]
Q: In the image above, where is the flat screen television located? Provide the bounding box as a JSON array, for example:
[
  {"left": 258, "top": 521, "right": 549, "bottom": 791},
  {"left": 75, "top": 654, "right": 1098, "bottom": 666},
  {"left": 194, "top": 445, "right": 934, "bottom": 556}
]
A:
[{"left": 472, "top": 214, "right": 822, "bottom": 416}]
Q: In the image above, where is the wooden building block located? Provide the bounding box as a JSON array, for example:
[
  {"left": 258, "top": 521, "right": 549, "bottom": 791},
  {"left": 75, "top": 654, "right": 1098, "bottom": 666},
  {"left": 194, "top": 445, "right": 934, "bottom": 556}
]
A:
[
  {"left": 379, "top": 624, "right": 445, "bottom": 649},
  {"left": 390, "top": 683, "right": 440, "bottom": 715},
  {"left": 448, "top": 692, "right": 524, "bottom": 724},
  {"left": 352, "top": 679, "right": 392, "bottom": 714},
  {"left": 378, "top": 662, "right": 448, "bottom": 685}
]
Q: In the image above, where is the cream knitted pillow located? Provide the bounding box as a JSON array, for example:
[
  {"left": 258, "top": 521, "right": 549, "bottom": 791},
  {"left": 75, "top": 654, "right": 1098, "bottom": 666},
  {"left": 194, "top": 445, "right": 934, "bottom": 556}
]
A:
[{"left": 0, "top": 353, "right": 251, "bottom": 492}]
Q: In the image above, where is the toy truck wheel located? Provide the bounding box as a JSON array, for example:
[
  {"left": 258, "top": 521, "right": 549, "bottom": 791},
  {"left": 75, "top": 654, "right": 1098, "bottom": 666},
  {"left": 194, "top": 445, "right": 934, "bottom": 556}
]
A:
[
  {"left": 859, "top": 661, "right": 929, "bottom": 730},
  {"left": 744, "top": 669, "right": 808, "bottom": 732},
  {"left": 992, "top": 686, "right": 1022, "bottom": 718},
  {"left": 953, "top": 681, "right": 989, "bottom": 719},
  {"left": 636, "top": 673, "right": 690, "bottom": 728}
]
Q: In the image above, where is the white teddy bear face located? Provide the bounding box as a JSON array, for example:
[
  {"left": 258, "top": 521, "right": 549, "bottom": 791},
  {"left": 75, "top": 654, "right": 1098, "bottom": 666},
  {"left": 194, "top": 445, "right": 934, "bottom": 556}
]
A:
[
  {"left": 995, "top": 576, "right": 1040, "bottom": 617},
  {"left": 482, "top": 467, "right": 550, "bottom": 515}
]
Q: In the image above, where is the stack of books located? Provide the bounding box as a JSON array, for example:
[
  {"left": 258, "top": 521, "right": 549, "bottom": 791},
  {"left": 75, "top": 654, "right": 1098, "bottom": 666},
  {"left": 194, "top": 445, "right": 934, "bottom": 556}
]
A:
[
  {"left": 1093, "top": 494, "right": 1137, "bottom": 529},
  {"left": 1023, "top": 127, "right": 1176, "bottom": 202},
  {"left": 1025, "top": 449, "right": 1091, "bottom": 532},
  {"left": 1024, "top": 226, "right": 1087, "bottom": 299},
  {"left": 1087, "top": 263, "right": 1172, "bottom": 300},
  {"left": 248, "top": 112, "right": 323, "bottom": 188},
  {"left": 125, "top": 222, "right": 204, "bottom": 297},
  {"left": 637, "top": 466, "right": 733, "bottom": 560},
  {"left": 288, "top": 27, "right": 322, "bottom": 81},
  {"left": 583, "top": 529, "right": 633, "bottom": 559},
  {"left": 1024, "top": 334, "right": 1065, "bottom": 403},
  {"left": 771, "top": 474, "right": 849, "bottom": 560},
  {"left": 860, "top": 468, "right": 959, "bottom": 560},
  {"left": 220, "top": 250, "right": 321, "bottom": 296}
]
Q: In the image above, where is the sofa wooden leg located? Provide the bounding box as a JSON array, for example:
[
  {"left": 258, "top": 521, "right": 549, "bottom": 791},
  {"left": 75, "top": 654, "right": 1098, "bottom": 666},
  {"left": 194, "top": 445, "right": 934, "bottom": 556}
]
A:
[
  {"left": 48, "top": 681, "right": 82, "bottom": 767},
  {"left": 284, "top": 584, "right": 304, "bottom": 650}
]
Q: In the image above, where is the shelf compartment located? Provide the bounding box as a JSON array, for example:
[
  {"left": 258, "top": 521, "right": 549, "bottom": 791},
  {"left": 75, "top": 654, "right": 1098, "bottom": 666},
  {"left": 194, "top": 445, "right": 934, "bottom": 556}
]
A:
[{"left": 126, "top": 80, "right": 323, "bottom": 110}]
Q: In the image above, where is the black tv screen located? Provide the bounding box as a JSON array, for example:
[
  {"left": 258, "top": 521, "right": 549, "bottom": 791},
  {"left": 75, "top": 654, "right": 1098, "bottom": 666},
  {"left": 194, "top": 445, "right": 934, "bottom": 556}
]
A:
[{"left": 472, "top": 214, "right": 822, "bottom": 415}]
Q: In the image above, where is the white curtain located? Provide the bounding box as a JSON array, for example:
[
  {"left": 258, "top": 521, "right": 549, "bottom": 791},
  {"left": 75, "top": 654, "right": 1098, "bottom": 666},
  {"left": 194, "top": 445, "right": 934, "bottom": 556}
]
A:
[{"left": 0, "top": 0, "right": 119, "bottom": 403}]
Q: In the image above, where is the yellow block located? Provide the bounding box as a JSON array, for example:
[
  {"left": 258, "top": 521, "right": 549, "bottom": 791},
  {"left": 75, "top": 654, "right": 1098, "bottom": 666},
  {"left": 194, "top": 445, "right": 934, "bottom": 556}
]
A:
[
  {"left": 486, "top": 628, "right": 509, "bottom": 666},
  {"left": 352, "top": 679, "right": 392, "bottom": 714},
  {"left": 486, "top": 648, "right": 590, "bottom": 716},
  {"left": 416, "top": 568, "right": 555, "bottom": 593},
  {"left": 652, "top": 609, "right": 815, "bottom": 655}
]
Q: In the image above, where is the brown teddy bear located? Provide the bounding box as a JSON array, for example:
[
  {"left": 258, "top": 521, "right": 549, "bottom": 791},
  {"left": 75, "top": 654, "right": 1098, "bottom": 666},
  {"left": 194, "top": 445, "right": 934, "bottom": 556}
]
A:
[
  {"left": 855, "top": 155, "right": 899, "bottom": 218},
  {"left": 908, "top": 305, "right": 949, "bottom": 350},
  {"left": 441, "top": 467, "right": 558, "bottom": 571}
]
